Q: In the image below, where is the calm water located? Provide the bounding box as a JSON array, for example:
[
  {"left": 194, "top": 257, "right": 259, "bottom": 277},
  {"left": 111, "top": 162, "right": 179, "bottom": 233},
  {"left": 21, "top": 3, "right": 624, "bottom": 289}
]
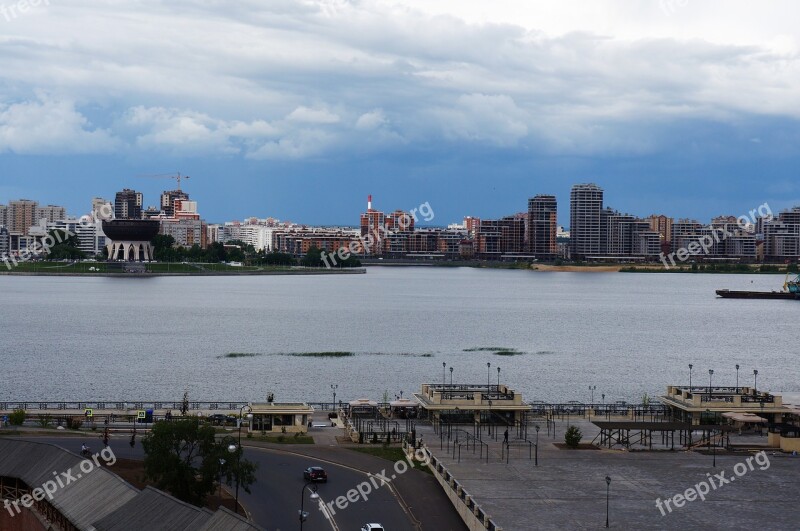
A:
[{"left": 0, "top": 268, "right": 797, "bottom": 404}]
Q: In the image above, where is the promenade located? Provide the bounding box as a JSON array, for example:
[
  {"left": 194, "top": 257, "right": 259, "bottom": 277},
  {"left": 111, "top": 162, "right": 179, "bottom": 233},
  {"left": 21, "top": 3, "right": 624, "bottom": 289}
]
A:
[{"left": 416, "top": 417, "right": 800, "bottom": 530}]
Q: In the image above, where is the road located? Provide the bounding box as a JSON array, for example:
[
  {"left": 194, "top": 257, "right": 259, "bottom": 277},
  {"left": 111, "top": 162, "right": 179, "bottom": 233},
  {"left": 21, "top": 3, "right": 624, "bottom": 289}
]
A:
[{"left": 17, "top": 437, "right": 414, "bottom": 531}]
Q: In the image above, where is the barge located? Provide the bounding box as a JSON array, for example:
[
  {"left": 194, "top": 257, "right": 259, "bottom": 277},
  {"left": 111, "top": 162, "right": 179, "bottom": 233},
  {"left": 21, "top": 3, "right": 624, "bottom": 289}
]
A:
[
  {"left": 715, "top": 289, "right": 798, "bottom": 299},
  {"left": 716, "top": 273, "right": 800, "bottom": 299}
]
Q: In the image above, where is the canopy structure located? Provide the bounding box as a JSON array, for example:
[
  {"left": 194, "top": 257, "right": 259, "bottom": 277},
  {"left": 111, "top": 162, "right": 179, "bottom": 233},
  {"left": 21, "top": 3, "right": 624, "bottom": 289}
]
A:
[
  {"left": 389, "top": 398, "right": 419, "bottom": 408},
  {"left": 722, "top": 412, "right": 767, "bottom": 423},
  {"left": 349, "top": 398, "right": 378, "bottom": 407}
]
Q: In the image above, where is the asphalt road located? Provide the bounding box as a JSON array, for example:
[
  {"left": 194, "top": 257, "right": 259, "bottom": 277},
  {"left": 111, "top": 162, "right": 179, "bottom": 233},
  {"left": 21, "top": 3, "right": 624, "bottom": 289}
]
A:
[{"left": 19, "top": 437, "right": 413, "bottom": 531}]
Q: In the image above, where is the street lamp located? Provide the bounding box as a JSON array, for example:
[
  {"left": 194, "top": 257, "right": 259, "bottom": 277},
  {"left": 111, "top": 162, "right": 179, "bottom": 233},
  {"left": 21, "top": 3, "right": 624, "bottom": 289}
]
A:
[
  {"left": 708, "top": 369, "right": 714, "bottom": 396},
  {"left": 231, "top": 405, "right": 252, "bottom": 514},
  {"left": 497, "top": 366, "right": 501, "bottom": 388},
  {"left": 605, "top": 476, "right": 611, "bottom": 528},
  {"left": 218, "top": 458, "right": 226, "bottom": 504},
  {"left": 589, "top": 386, "right": 596, "bottom": 420},
  {"left": 534, "top": 425, "right": 540, "bottom": 466},
  {"left": 450, "top": 366, "right": 453, "bottom": 385},
  {"left": 299, "top": 481, "right": 320, "bottom": 530},
  {"left": 331, "top": 384, "right": 338, "bottom": 410},
  {"left": 735, "top": 364, "right": 739, "bottom": 393},
  {"left": 753, "top": 369, "right": 758, "bottom": 393},
  {"left": 487, "top": 362, "right": 491, "bottom": 392},
  {"left": 488, "top": 399, "right": 493, "bottom": 437},
  {"left": 706, "top": 408, "right": 716, "bottom": 468},
  {"left": 442, "top": 362, "right": 446, "bottom": 386},
  {"left": 689, "top": 363, "right": 693, "bottom": 388}
]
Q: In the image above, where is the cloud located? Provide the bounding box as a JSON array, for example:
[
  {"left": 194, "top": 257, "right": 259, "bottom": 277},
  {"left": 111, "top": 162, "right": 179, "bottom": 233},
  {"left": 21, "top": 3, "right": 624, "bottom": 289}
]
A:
[
  {"left": 0, "top": 1, "right": 797, "bottom": 160},
  {"left": 286, "top": 106, "right": 341, "bottom": 124},
  {"left": 0, "top": 97, "right": 118, "bottom": 155},
  {"left": 355, "top": 109, "right": 387, "bottom": 130}
]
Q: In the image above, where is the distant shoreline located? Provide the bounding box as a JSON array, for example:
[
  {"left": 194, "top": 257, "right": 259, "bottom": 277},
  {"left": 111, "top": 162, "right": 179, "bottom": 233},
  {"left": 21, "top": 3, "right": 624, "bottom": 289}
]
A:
[{"left": 0, "top": 268, "right": 366, "bottom": 277}]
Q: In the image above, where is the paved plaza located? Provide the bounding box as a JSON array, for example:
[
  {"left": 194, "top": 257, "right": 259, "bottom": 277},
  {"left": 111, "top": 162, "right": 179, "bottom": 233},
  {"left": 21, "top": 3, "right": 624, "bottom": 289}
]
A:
[{"left": 417, "top": 417, "right": 800, "bottom": 530}]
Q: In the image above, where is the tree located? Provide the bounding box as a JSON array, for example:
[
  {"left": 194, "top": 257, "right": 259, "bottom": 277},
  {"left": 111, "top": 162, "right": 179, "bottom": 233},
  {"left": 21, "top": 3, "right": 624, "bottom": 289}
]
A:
[
  {"left": 301, "top": 246, "right": 324, "bottom": 267},
  {"left": 44, "top": 230, "right": 85, "bottom": 260},
  {"left": 142, "top": 419, "right": 257, "bottom": 506},
  {"left": 564, "top": 425, "right": 582, "bottom": 448}
]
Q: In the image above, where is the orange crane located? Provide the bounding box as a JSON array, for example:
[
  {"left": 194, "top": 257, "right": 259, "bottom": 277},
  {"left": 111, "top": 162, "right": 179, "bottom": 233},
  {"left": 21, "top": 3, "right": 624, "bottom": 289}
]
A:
[{"left": 136, "top": 172, "right": 190, "bottom": 191}]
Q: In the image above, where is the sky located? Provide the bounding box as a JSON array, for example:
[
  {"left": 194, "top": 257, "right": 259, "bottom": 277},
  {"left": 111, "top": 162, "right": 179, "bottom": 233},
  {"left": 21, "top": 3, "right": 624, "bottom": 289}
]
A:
[{"left": 1, "top": 0, "right": 799, "bottom": 226}]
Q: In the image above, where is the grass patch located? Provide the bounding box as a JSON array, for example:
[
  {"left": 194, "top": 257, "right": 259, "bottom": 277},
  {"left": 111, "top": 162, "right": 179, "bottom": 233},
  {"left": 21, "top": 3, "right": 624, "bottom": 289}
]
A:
[
  {"left": 349, "top": 447, "right": 433, "bottom": 475},
  {"left": 219, "top": 352, "right": 262, "bottom": 358},
  {"left": 493, "top": 349, "right": 524, "bottom": 356},
  {"left": 252, "top": 435, "right": 315, "bottom": 444},
  {"left": 286, "top": 351, "right": 354, "bottom": 358}
]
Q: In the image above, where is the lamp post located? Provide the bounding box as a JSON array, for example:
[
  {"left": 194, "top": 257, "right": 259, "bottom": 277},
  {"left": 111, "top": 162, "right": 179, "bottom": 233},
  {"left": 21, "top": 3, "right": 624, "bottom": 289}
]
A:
[
  {"left": 706, "top": 408, "right": 716, "bottom": 468},
  {"left": 442, "top": 362, "right": 446, "bottom": 386},
  {"left": 753, "top": 369, "right": 758, "bottom": 393},
  {"left": 231, "top": 405, "right": 252, "bottom": 514},
  {"left": 708, "top": 369, "right": 714, "bottom": 397},
  {"left": 299, "top": 481, "right": 320, "bottom": 530},
  {"left": 497, "top": 367, "right": 501, "bottom": 388},
  {"left": 735, "top": 364, "right": 739, "bottom": 393},
  {"left": 605, "top": 476, "right": 611, "bottom": 528},
  {"left": 487, "top": 362, "right": 491, "bottom": 392},
  {"left": 218, "top": 458, "right": 226, "bottom": 504},
  {"left": 331, "top": 384, "right": 338, "bottom": 411},
  {"left": 689, "top": 363, "right": 693, "bottom": 388},
  {"left": 589, "top": 386, "right": 596, "bottom": 420},
  {"left": 488, "top": 399, "right": 493, "bottom": 437},
  {"left": 450, "top": 366, "right": 453, "bottom": 385},
  {"left": 534, "top": 425, "right": 540, "bottom": 466}
]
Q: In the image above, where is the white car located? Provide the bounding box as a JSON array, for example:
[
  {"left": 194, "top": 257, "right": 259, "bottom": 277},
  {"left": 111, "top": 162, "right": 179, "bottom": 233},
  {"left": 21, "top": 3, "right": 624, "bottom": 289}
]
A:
[{"left": 361, "top": 525, "right": 384, "bottom": 531}]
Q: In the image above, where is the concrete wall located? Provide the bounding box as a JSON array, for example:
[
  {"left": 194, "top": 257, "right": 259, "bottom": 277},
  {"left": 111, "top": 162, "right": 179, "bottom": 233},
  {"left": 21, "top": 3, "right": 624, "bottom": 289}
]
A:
[{"left": 411, "top": 445, "right": 502, "bottom": 531}]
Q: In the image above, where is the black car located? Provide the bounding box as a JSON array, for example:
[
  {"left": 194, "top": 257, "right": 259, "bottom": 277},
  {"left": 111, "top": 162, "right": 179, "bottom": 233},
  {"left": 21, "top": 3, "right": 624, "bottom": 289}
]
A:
[
  {"left": 207, "top": 414, "right": 236, "bottom": 426},
  {"left": 303, "top": 466, "right": 328, "bottom": 482}
]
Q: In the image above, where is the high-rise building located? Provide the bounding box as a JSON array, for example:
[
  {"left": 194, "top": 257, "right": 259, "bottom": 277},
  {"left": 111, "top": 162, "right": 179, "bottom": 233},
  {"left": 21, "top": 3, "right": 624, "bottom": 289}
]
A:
[
  {"left": 0, "top": 204, "right": 7, "bottom": 228},
  {"left": 499, "top": 214, "right": 526, "bottom": 254},
  {"left": 528, "top": 195, "right": 557, "bottom": 258},
  {"left": 161, "top": 190, "right": 190, "bottom": 217},
  {"left": 762, "top": 207, "right": 800, "bottom": 260},
  {"left": 648, "top": 215, "right": 673, "bottom": 246},
  {"left": 359, "top": 195, "right": 385, "bottom": 256},
  {"left": 569, "top": 183, "right": 603, "bottom": 259},
  {"left": 35, "top": 205, "right": 66, "bottom": 224},
  {"left": 92, "top": 198, "right": 113, "bottom": 221},
  {"left": 115, "top": 189, "right": 143, "bottom": 220},
  {"left": 0, "top": 227, "right": 9, "bottom": 257},
  {"left": 8, "top": 200, "right": 38, "bottom": 235}
]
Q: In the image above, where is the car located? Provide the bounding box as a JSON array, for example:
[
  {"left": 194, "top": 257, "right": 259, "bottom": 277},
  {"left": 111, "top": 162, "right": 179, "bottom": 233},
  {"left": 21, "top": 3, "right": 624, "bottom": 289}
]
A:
[
  {"left": 361, "top": 524, "right": 385, "bottom": 531},
  {"left": 207, "top": 414, "right": 236, "bottom": 426},
  {"left": 303, "top": 466, "right": 328, "bottom": 482}
]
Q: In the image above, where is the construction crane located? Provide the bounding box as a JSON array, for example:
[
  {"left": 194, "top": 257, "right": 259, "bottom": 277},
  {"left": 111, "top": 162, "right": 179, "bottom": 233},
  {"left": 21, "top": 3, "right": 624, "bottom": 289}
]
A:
[{"left": 136, "top": 172, "right": 190, "bottom": 191}]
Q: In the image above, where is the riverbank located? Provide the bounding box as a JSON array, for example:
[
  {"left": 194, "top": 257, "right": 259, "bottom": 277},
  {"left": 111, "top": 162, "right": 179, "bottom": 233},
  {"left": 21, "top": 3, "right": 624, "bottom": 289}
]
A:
[{"left": 0, "top": 265, "right": 366, "bottom": 277}]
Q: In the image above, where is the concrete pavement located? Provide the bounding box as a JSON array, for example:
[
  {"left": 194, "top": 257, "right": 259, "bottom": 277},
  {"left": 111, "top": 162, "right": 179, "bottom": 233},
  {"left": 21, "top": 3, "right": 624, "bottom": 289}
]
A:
[{"left": 415, "top": 417, "right": 800, "bottom": 530}]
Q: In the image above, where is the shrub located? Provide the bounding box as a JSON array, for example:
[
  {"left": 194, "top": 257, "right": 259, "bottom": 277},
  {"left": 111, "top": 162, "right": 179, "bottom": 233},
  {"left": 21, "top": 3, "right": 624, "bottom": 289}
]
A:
[
  {"left": 9, "top": 409, "right": 26, "bottom": 426},
  {"left": 37, "top": 415, "right": 52, "bottom": 428},
  {"left": 67, "top": 417, "right": 83, "bottom": 430},
  {"left": 564, "top": 426, "right": 582, "bottom": 448},
  {"left": 372, "top": 432, "right": 379, "bottom": 444}
]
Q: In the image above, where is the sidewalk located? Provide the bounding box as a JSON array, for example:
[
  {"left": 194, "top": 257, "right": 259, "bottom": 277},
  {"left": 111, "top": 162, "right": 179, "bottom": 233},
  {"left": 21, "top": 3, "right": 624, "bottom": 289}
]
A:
[{"left": 415, "top": 418, "right": 800, "bottom": 530}]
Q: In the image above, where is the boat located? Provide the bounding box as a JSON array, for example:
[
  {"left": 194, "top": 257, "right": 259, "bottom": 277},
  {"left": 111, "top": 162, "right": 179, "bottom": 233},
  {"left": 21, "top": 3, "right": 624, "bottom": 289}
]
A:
[{"left": 716, "top": 272, "right": 800, "bottom": 299}]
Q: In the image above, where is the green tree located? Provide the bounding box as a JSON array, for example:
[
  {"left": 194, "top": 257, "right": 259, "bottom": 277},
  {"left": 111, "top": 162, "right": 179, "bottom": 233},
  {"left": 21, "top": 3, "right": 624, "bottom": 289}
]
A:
[
  {"left": 9, "top": 409, "right": 26, "bottom": 426},
  {"left": 564, "top": 425, "right": 582, "bottom": 448},
  {"left": 142, "top": 419, "right": 257, "bottom": 506},
  {"left": 301, "top": 246, "right": 324, "bottom": 267},
  {"left": 44, "top": 230, "right": 85, "bottom": 260}
]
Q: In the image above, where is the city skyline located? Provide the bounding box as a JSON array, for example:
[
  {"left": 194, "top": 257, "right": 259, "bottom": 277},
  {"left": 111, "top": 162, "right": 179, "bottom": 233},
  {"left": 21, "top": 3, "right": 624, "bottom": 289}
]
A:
[
  {"left": 2, "top": 1, "right": 800, "bottom": 225},
  {"left": 0, "top": 181, "right": 794, "bottom": 230}
]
